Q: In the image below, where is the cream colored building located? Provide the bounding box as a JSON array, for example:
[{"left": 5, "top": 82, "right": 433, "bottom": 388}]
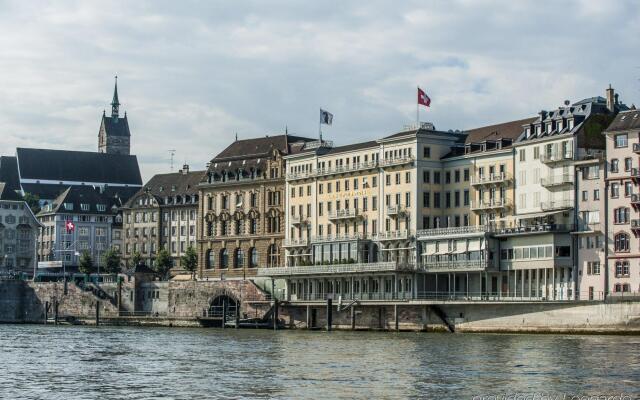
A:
[
  {"left": 261, "top": 124, "right": 465, "bottom": 301},
  {"left": 604, "top": 107, "right": 640, "bottom": 295}
]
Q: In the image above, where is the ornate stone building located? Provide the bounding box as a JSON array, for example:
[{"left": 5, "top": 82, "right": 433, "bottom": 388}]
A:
[
  {"left": 197, "top": 134, "right": 314, "bottom": 279},
  {"left": 120, "top": 165, "right": 203, "bottom": 273}
]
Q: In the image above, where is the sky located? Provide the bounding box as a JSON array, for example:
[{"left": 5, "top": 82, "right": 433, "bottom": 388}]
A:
[{"left": 0, "top": 0, "right": 639, "bottom": 181}]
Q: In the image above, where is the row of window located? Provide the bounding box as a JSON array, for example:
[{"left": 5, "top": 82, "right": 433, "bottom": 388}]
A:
[{"left": 204, "top": 245, "right": 280, "bottom": 269}]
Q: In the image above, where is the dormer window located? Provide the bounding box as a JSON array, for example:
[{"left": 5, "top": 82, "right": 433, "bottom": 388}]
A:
[
  {"left": 80, "top": 203, "right": 90, "bottom": 211},
  {"left": 525, "top": 127, "right": 531, "bottom": 137},
  {"left": 64, "top": 203, "right": 73, "bottom": 210},
  {"left": 568, "top": 119, "right": 574, "bottom": 130},
  {"left": 171, "top": 185, "right": 176, "bottom": 191},
  {"left": 557, "top": 120, "right": 563, "bottom": 131},
  {"left": 159, "top": 186, "right": 164, "bottom": 192},
  {"left": 535, "top": 125, "right": 541, "bottom": 135},
  {"left": 546, "top": 123, "right": 552, "bottom": 133},
  {"left": 97, "top": 204, "right": 106, "bottom": 212}
]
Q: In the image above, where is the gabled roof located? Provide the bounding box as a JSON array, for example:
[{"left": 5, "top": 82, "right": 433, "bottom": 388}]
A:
[
  {"left": 212, "top": 134, "right": 315, "bottom": 161},
  {"left": 124, "top": 169, "right": 205, "bottom": 207},
  {"left": 0, "top": 182, "right": 21, "bottom": 201},
  {"left": 464, "top": 118, "right": 536, "bottom": 144},
  {"left": 16, "top": 147, "right": 142, "bottom": 185},
  {"left": 101, "top": 115, "right": 130, "bottom": 137},
  {"left": 38, "top": 186, "right": 123, "bottom": 216},
  {"left": 605, "top": 110, "right": 640, "bottom": 132}
]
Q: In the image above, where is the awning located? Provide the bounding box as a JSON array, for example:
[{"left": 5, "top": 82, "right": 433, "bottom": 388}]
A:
[
  {"left": 381, "top": 246, "right": 413, "bottom": 251},
  {"left": 516, "top": 209, "right": 565, "bottom": 220}
]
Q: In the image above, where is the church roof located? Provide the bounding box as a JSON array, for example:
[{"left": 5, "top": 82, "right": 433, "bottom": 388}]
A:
[
  {"left": 16, "top": 147, "right": 142, "bottom": 186},
  {"left": 101, "top": 115, "right": 131, "bottom": 137},
  {"left": 0, "top": 156, "right": 20, "bottom": 191}
]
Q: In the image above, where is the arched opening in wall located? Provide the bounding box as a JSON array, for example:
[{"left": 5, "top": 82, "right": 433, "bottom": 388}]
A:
[
  {"left": 205, "top": 249, "right": 215, "bottom": 269},
  {"left": 207, "top": 295, "right": 238, "bottom": 321},
  {"left": 234, "top": 248, "right": 244, "bottom": 269},
  {"left": 249, "top": 247, "right": 258, "bottom": 268},
  {"left": 219, "top": 248, "right": 229, "bottom": 269},
  {"left": 370, "top": 243, "right": 379, "bottom": 263}
]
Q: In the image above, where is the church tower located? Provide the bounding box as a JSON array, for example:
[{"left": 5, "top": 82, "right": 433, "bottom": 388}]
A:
[{"left": 98, "top": 76, "right": 131, "bottom": 155}]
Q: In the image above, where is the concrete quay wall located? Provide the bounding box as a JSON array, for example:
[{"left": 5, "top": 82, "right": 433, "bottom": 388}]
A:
[{"left": 278, "top": 301, "right": 640, "bottom": 333}]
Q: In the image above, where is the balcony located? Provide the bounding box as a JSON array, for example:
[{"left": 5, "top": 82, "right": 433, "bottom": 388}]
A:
[
  {"left": 287, "top": 160, "right": 380, "bottom": 180},
  {"left": 631, "top": 168, "right": 640, "bottom": 182},
  {"left": 495, "top": 224, "right": 574, "bottom": 236},
  {"left": 386, "top": 205, "right": 405, "bottom": 216},
  {"left": 470, "top": 172, "right": 511, "bottom": 186},
  {"left": 311, "top": 233, "right": 367, "bottom": 243},
  {"left": 283, "top": 238, "right": 309, "bottom": 247},
  {"left": 571, "top": 223, "right": 601, "bottom": 234},
  {"left": 371, "top": 230, "right": 411, "bottom": 241},
  {"left": 470, "top": 199, "right": 512, "bottom": 212},
  {"left": 634, "top": 143, "right": 640, "bottom": 155},
  {"left": 632, "top": 194, "right": 640, "bottom": 208},
  {"left": 290, "top": 215, "right": 308, "bottom": 226},
  {"left": 328, "top": 209, "right": 360, "bottom": 221},
  {"left": 540, "top": 199, "right": 573, "bottom": 211},
  {"left": 540, "top": 151, "right": 573, "bottom": 164},
  {"left": 419, "top": 259, "right": 492, "bottom": 272},
  {"left": 631, "top": 219, "right": 640, "bottom": 233},
  {"left": 257, "top": 261, "right": 415, "bottom": 277},
  {"left": 380, "top": 155, "right": 415, "bottom": 168},
  {"left": 540, "top": 174, "right": 574, "bottom": 187},
  {"left": 417, "top": 225, "right": 493, "bottom": 239}
]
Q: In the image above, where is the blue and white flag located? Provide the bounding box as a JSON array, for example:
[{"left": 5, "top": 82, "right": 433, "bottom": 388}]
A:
[{"left": 320, "top": 109, "right": 333, "bottom": 125}]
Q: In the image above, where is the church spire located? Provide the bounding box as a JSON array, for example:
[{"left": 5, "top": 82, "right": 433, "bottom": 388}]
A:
[{"left": 111, "top": 75, "right": 120, "bottom": 118}]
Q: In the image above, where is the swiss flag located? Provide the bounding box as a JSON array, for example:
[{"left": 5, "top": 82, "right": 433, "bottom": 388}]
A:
[
  {"left": 65, "top": 220, "right": 75, "bottom": 233},
  {"left": 418, "top": 87, "right": 431, "bottom": 107}
]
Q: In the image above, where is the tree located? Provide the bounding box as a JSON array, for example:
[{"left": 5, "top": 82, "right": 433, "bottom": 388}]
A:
[
  {"left": 78, "top": 250, "right": 94, "bottom": 275},
  {"left": 131, "top": 251, "right": 143, "bottom": 268},
  {"left": 154, "top": 248, "right": 173, "bottom": 280},
  {"left": 102, "top": 248, "right": 121, "bottom": 274},
  {"left": 23, "top": 192, "right": 41, "bottom": 214},
  {"left": 181, "top": 246, "right": 198, "bottom": 280}
]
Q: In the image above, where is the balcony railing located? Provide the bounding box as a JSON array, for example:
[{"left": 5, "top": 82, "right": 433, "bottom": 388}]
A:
[
  {"left": 257, "top": 261, "right": 415, "bottom": 277},
  {"left": 470, "top": 172, "right": 511, "bottom": 186},
  {"left": 495, "top": 224, "right": 574, "bottom": 236},
  {"left": 631, "top": 219, "right": 640, "bottom": 231},
  {"left": 287, "top": 160, "right": 380, "bottom": 180},
  {"left": 540, "top": 174, "right": 574, "bottom": 187},
  {"left": 283, "top": 238, "right": 309, "bottom": 247},
  {"left": 470, "top": 199, "right": 512, "bottom": 211},
  {"left": 328, "top": 209, "right": 360, "bottom": 220},
  {"left": 634, "top": 143, "right": 640, "bottom": 155},
  {"left": 417, "top": 225, "right": 493, "bottom": 239},
  {"left": 304, "top": 140, "right": 334, "bottom": 150},
  {"left": 386, "top": 205, "right": 404, "bottom": 216},
  {"left": 290, "top": 215, "right": 307, "bottom": 225},
  {"left": 371, "top": 230, "right": 411, "bottom": 241},
  {"left": 540, "top": 151, "right": 573, "bottom": 164},
  {"left": 631, "top": 168, "right": 640, "bottom": 181},
  {"left": 573, "top": 223, "right": 601, "bottom": 233},
  {"left": 540, "top": 200, "right": 573, "bottom": 211},
  {"left": 419, "top": 259, "right": 491, "bottom": 272},
  {"left": 311, "top": 233, "right": 367, "bottom": 243},
  {"left": 632, "top": 194, "right": 640, "bottom": 206},
  {"left": 380, "top": 155, "right": 415, "bottom": 168}
]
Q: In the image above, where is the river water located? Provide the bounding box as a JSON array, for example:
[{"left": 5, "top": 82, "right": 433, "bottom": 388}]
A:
[{"left": 0, "top": 325, "right": 638, "bottom": 400}]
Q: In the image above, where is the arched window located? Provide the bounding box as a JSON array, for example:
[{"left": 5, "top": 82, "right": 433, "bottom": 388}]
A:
[
  {"left": 234, "top": 248, "right": 244, "bottom": 268},
  {"left": 219, "top": 248, "right": 229, "bottom": 269},
  {"left": 267, "top": 244, "right": 280, "bottom": 268},
  {"left": 205, "top": 249, "right": 215, "bottom": 269},
  {"left": 249, "top": 247, "right": 258, "bottom": 268},
  {"left": 614, "top": 233, "right": 630, "bottom": 252}
]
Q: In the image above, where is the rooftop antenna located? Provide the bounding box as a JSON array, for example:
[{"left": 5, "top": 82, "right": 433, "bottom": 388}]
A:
[{"left": 168, "top": 149, "right": 176, "bottom": 171}]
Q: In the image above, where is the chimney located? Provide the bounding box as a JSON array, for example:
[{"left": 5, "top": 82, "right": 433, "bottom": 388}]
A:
[
  {"left": 606, "top": 84, "right": 615, "bottom": 112},
  {"left": 181, "top": 164, "right": 189, "bottom": 175}
]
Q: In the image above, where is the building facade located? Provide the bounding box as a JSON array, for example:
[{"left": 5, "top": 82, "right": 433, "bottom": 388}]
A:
[
  {"left": 37, "top": 186, "right": 121, "bottom": 271},
  {"left": 120, "top": 165, "right": 202, "bottom": 272},
  {"left": 197, "top": 134, "right": 314, "bottom": 280},
  {"left": 604, "top": 107, "right": 640, "bottom": 295},
  {"left": 0, "top": 199, "right": 41, "bottom": 275}
]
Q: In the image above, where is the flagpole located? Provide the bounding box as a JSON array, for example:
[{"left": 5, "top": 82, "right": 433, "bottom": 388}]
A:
[
  {"left": 319, "top": 108, "right": 322, "bottom": 142},
  {"left": 416, "top": 86, "right": 419, "bottom": 129}
]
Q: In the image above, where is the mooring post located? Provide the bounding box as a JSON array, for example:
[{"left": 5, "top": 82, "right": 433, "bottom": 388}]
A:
[
  {"left": 326, "top": 298, "right": 332, "bottom": 332},
  {"left": 235, "top": 302, "right": 240, "bottom": 329},
  {"left": 222, "top": 298, "right": 227, "bottom": 329},
  {"left": 44, "top": 301, "right": 49, "bottom": 325},
  {"left": 95, "top": 301, "right": 100, "bottom": 326},
  {"left": 394, "top": 304, "right": 399, "bottom": 331},
  {"left": 273, "top": 298, "right": 279, "bottom": 331},
  {"left": 306, "top": 305, "right": 310, "bottom": 329},
  {"left": 54, "top": 299, "right": 59, "bottom": 325},
  {"left": 351, "top": 306, "right": 356, "bottom": 330}
]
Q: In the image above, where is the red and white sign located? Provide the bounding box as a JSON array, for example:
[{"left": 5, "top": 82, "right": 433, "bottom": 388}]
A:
[
  {"left": 65, "top": 220, "right": 75, "bottom": 233},
  {"left": 418, "top": 87, "right": 431, "bottom": 107}
]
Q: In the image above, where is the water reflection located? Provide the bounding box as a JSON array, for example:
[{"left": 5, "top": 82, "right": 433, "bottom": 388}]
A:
[{"left": 0, "top": 325, "right": 638, "bottom": 399}]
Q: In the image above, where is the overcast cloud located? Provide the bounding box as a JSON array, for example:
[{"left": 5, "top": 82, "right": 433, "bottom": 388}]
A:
[{"left": 0, "top": 0, "right": 639, "bottom": 180}]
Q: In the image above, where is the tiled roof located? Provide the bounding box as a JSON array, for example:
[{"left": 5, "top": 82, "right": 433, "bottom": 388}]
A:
[
  {"left": 0, "top": 156, "right": 20, "bottom": 191},
  {"left": 464, "top": 118, "right": 536, "bottom": 144},
  {"left": 16, "top": 148, "right": 142, "bottom": 185},
  {"left": 124, "top": 169, "right": 205, "bottom": 207},
  {"left": 0, "top": 182, "right": 21, "bottom": 201},
  {"left": 38, "top": 186, "right": 123, "bottom": 216},
  {"left": 213, "top": 134, "right": 315, "bottom": 161},
  {"left": 605, "top": 110, "right": 640, "bottom": 132}
]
